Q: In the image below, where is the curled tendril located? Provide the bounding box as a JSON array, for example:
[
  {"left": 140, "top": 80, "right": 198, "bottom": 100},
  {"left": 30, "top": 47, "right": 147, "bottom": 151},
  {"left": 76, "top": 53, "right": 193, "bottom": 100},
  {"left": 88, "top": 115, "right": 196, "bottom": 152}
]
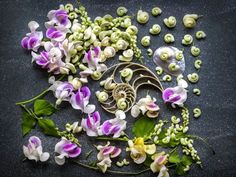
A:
[
  {"left": 163, "top": 16, "right": 176, "bottom": 28},
  {"left": 194, "top": 59, "right": 202, "bottom": 69},
  {"left": 182, "top": 34, "right": 193, "bottom": 45},
  {"left": 65, "top": 3, "right": 74, "bottom": 12},
  {"left": 96, "top": 91, "right": 109, "bottom": 102},
  {"left": 117, "top": 6, "right": 128, "bottom": 17},
  {"left": 152, "top": 7, "right": 162, "bottom": 16},
  {"left": 126, "top": 25, "right": 138, "bottom": 35},
  {"left": 120, "top": 68, "right": 133, "bottom": 82},
  {"left": 164, "top": 33, "right": 175, "bottom": 43},
  {"left": 175, "top": 51, "right": 184, "bottom": 61},
  {"left": 137, "top": 10, "right": 149, "bottom": 24},
  {"left": 147, "top": 48, "right": 153, "bottom": 57},
  {"left": 155, "top": 66, "right": 163, "bottom": 75},
  {"left": 187, "top": 73, "right": 199, "bottom": 83},
  {"left": 162, "top": 74, "right": 172, "bottom": 82},
  {"left": 193, "top": 88, "right": 201, "bottom": 96},
  {"left": 191, "top": 46, "right": 201, "bottom": 57},
  {"left": 141, "top": 36, "right": 151, "bottom": 47},
  {"left": 149, "top": 24, "right": 161, "bottom": 35},
  {"left": 196, "top": 31, "right": 206, "bottom": 39},
  {"left": 183, "top": 14, "right": 201, "bottom": 28},
  {"left": 168, "top": 62, "right": 180, "bottom": 71},
  {"left": 193, "top": 108, "right": 201, "bottom": 118}
]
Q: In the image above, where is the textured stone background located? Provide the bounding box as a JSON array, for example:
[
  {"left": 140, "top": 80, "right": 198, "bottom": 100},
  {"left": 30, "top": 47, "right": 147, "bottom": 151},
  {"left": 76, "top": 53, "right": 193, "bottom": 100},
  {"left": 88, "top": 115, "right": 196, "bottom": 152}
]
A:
[{"left": 0, "top": 0, "right": 236, "bottom": 177}]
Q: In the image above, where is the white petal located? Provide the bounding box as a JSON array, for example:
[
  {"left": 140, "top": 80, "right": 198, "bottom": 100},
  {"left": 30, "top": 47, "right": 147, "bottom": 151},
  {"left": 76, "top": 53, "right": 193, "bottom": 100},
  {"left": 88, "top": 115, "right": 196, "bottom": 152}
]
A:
[
  {"left": 28, "top": 21, "right": 39, "bottom": 32},
  {"left": 115, "top": 110, "right": 126, "bottom": 120},
  {"left": 55, "top": 154, "right": 66, "bottom": 165},
  {"left": 134, "top": 153, "right": 146, "bottom": 164},
  {"left": 178, "top": 79, "right": 188, "bottom": 88},
  {"left": 84, "top": 104, "right": 96, "bottom": 114},
  {"left": 131, "top": 105, "right": 140, "bottom": 118},
  {"left": 23, "top": 146, "right": 29, "bottom": 158},
  {"left": 40, "top": 152, "right": 50, "bottom": 162},
  {"left": 44, "top": 41, "right": 54, "bottom": 52}
]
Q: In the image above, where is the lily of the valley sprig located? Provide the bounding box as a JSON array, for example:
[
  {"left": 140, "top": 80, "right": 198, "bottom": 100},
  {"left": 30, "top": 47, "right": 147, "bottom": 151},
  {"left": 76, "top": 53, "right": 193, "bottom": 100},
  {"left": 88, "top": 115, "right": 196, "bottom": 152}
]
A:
[{"left": 17, "top": 1, "right": 213, "bottom": 177}]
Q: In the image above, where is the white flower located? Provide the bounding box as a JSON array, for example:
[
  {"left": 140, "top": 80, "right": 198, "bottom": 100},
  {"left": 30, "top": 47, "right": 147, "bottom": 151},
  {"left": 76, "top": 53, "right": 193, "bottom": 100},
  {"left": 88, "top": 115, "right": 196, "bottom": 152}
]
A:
[
  {"left": 131, "top": 95, "right": 160, "bottom": 118},
  {"left": 23, "top": 136, "right": 50, "bottom": 162}
]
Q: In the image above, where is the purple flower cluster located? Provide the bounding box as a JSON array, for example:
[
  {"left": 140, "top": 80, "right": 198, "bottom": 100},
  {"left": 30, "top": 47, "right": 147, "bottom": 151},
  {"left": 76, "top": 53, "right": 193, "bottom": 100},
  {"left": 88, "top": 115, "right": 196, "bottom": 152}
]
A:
[
  {"left": 81, "top": 110, "right": 126, "bottom": 138},
  {"left": 21, "top": 8, "right": 72, "bottom": 74}
]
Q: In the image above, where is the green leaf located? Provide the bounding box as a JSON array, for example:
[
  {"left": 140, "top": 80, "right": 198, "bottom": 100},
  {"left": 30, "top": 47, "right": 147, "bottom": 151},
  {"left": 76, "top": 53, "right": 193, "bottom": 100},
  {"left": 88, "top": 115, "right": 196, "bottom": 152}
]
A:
[
  {"left": 169, "top": 149, "right": 181, "bottom": 163},
  {"left": 175, "top": 163, "right": 186, "bottom": 175},
  {"left": 182, "top": 155, "right": 193, "bottom": 166},
  {"left": 38, "top": 118, "right": 58, "bottom": 137},
  {"left": 34, "top": 99, "right": 56, "bottom": 116},
  {"left": 21, "top": 109, "right": 36, "bottom": 136},
  {"left": 132, "top": 116, "right": 155, "bottom": 137}
]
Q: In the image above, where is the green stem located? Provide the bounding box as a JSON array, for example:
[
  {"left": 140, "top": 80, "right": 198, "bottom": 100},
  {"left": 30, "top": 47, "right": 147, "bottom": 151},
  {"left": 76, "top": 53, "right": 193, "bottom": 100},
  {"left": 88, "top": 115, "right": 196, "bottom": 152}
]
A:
[
  {"left": 187, "top": 135, "right": 215, "bottom": 155},
  {"left": 16, "top": 88, "right": 49, "bottom": 105},
  {"left": 15, "top": 74, "right": 65, "bottom": 106},
  {"left": 72, "top": 160, "right": 150, "bottom": 175},
  {"left": 96, "top": 136, "right": 129, "bottom": 142}
]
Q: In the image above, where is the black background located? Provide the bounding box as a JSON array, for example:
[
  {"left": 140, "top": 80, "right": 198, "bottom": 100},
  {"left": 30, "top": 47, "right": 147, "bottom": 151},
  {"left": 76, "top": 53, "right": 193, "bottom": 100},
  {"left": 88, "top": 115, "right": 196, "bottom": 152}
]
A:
[{"left": 0, "top": 0, "right": 236, "bottom": 177}]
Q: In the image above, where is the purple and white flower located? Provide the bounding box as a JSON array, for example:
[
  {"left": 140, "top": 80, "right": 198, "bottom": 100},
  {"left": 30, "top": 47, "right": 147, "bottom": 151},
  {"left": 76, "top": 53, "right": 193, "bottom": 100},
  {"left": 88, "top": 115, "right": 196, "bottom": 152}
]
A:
[
  {"left": 81, "top": 111, "right": 101, "bottom": 136},
  {"left": 54, "top": 138, "right": 81, "bottom": 165},
  {"left": 46, "top": 27, "right": 69, "bottom": 42},
  {"left": 96, "top": 142, "right": 121, "bottom": 173},
  {"left": 45, "top": 9, "right": 71, "bottom": 29},
  {"left": 21, "top": 21, "right": 43, "bottom": 51},
  {"left": 49, "top": 79, "right": 74, "bottom": 105},
  {"left": 32, "top": 42, "right": 65, "bottom": 74},
  {"left": 131, "top": 95, "right": 160, "bottom": 118},
  {"left": 80, "top": 47, "right": 107, "bottom": 78},
  {"left": 23, "top": 136, "right": 50, "bottom": 162},
  {"left": 100, "top": 110, "right": 126, "bottom": 138},
  {"left": 70, "top": 86, "right": 95, "bottom": 114},
  {"left": 162, "top": 78, "right": 188, "bottom": 108}
]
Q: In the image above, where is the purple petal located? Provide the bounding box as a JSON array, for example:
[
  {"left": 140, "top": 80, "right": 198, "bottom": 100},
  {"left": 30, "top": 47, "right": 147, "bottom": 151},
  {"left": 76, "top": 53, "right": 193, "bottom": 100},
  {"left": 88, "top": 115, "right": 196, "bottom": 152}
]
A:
[
  {"left": 68, "top": 147, "right": 81, "bottom": 158},
  {"left": 28, "top": 37, "right": 38, "bottom": 49},
  {"left": 86, "top": 117, "right": 93, "bottom": 129},
  {"left": 110, "top": 147, "right": 121, "bottom": 158},
  {"left": 55, "top": 10, "right": 69, "bottom": 25},
  {"left": 102, "top": 121, "right": 112, "bottom": 135},
  {"left": 46, "top": 28, "right": 63, "bottom": 39},
  {"left": 74, "top": 91, "right": 82, "bottom": 106},
  {"left": 29, "top": 136, "right": 41, "bottom": 147},
  {"left": 110, "top": 125, "right": 120, "bottom": 134},
  {"left": 93, "top": 46, "right": 101, "bottom": 57},
  {"left": 102, "top": 146, "right": 115, "bottom": 156},
  {"left": 162, "top": 88, "right": 174, "bottom": 101},
  {"left": 63, "top": 143, "right": 77, "bottom": 152},
  {"left": 80, "top": 86, "right": 91, "bottom": 99},
  {"left": 21, "top": 37, "right": 29, "bottom": 49},
  {"left": 92, "top": 111, "right": 100, "bottom": 123},
  {"left": 168, "top": 95, "right": 181, "bottom": 102}
]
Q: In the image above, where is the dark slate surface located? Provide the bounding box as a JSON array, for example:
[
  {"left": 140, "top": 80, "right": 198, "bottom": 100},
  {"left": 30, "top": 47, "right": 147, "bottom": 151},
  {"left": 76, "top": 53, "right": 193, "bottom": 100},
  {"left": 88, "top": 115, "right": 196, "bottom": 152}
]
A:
[{"left": 0, "top": 0, "right": 236, "bottom": 177}]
